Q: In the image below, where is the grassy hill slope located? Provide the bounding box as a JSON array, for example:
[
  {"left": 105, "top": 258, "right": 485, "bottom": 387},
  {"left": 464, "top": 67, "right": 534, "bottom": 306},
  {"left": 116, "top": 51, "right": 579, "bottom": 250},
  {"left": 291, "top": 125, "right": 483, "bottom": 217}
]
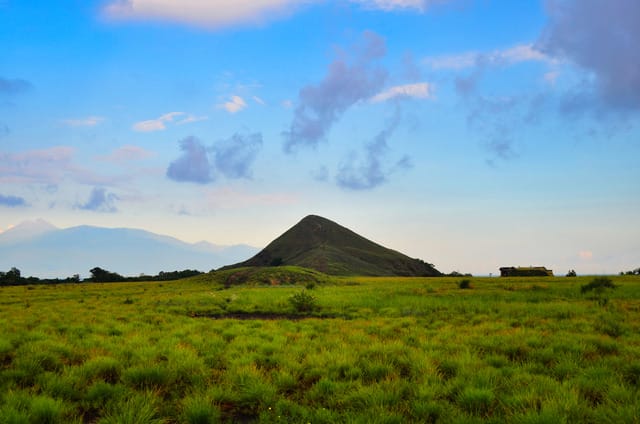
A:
[{"left": 223, "top": 215, "right": 441, "bottom": 277}]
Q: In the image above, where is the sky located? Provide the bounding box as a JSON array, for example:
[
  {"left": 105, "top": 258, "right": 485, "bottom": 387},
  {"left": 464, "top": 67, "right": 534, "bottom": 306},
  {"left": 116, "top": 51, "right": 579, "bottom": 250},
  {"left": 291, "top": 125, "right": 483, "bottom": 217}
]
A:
[{"left": 1, "top": 0, "right": 639, "bottom": 276}]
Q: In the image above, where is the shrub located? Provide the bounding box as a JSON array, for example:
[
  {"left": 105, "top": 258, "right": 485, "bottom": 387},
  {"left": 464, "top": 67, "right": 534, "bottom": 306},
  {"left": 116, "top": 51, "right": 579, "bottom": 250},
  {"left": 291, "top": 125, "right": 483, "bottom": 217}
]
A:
[
  {"left": 458, "top": 279, "right": 472, "bottom": 289},
  {"left": 581, "top": 277, "right": 616, "bottom": 294},
  {"left": 566, "top": 269, "right": 577, "bottom": 277},
  {"left": 288, "top": 290, "right": 317, "bottom": 313},
  {"left": 581, "top": 277, "right": 617, "bottom": 306}
]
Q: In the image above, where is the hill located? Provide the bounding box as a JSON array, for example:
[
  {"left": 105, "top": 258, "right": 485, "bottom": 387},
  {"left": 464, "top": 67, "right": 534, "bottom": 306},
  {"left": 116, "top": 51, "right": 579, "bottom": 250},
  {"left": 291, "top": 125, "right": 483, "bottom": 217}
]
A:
[
  {"left": 192, "top": 266, "right": 332, "bottom": 288},
  {"left": 222, "top": 215, "right": 441, "bottom": 276},
  {"left": 0, "top": 220, "right": 258, "bottom": 278}
]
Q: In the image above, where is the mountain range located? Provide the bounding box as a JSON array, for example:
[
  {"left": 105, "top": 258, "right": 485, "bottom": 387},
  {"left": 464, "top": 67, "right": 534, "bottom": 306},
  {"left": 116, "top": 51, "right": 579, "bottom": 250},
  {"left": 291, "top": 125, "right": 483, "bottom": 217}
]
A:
[
  {"left": 0, "top": 219, "right": 258, "bottom": 278},
  {"left": 224, "top": 215, "right": 441, "bottom": 276}
]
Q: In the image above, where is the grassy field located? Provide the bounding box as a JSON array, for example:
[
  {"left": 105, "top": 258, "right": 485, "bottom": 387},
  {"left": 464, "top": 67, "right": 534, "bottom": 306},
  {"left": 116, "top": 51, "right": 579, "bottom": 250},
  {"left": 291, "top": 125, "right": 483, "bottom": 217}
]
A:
[{"left": 1, "top": 274, "right": 639, "bottom": 423}]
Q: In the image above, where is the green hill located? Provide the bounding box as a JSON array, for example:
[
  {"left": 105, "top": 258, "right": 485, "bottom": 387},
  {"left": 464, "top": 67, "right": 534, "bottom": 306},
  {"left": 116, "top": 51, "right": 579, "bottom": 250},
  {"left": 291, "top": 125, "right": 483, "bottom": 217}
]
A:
[
  {"left": 222, "top": 215, "right": 441, "bottom": 276},
  {"left": 192, "top": 266, "right": 332, "bottom": 288}
]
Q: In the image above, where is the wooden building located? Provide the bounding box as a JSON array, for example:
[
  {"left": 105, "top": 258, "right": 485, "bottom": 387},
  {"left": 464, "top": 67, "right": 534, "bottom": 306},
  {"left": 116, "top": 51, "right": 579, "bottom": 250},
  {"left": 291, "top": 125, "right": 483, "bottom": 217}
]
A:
[{"left": 499, "top": 266, "right": 553, "bottom": 277}]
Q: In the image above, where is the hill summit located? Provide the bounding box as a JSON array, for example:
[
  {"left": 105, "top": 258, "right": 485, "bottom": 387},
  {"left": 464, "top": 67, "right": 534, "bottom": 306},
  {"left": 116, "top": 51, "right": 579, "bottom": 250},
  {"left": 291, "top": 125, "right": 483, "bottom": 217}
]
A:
[{"left": 223, "top": 215, "right": 441, "bottom": 276}]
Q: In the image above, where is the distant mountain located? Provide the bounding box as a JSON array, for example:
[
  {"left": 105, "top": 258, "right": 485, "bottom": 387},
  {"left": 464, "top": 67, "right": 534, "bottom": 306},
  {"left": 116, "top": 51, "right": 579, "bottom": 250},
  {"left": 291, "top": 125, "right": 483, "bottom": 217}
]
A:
[
  {"left": 0, "top": 220, "right": 259, "bottom": 279},
  {"left": 223, "top": 215, "right": 441, "bottom": 276},
  {"left": 0, "top": 219, "right": 58, "bottom": 244}
]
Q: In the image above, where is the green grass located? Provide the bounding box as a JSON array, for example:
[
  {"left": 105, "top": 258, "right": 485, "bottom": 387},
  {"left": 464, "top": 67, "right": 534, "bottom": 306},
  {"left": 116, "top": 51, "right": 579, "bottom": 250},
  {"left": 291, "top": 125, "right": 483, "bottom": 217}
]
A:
[{"left": 0, "top": 275, "right": 639, "bottom": 422}]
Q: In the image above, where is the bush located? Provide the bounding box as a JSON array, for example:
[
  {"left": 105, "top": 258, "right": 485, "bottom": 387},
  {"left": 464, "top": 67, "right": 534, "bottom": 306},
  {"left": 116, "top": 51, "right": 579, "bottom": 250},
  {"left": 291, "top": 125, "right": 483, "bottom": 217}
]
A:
[
  {"left": 581, "top": 277, "right": 617, "bottom": 306},
  {"left": 566, "top": 269, "right": 577, "bottom": 277},
  {"left": 581, "top": 277, "right": 617, "bottom": 294},
  {"left": 288, "top": 290, "right": 317, "bottom": 313},
  {"left": 458, "top": 279, "right": 472, "bottom": 289}
]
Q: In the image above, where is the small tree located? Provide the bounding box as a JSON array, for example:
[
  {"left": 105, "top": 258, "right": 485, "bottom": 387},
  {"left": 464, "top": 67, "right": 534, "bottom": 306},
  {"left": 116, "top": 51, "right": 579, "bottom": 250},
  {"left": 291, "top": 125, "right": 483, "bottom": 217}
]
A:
[
  {"left": 566, "top": 269, "right": 577, "bottom": 277},
  {"left": 89, "top": 267, "right": 125, "bottom": 283}
]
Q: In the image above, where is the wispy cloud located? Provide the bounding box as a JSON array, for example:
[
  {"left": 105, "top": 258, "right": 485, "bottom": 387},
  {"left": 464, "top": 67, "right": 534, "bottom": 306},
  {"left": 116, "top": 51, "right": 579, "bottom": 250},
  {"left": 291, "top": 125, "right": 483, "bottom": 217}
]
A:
[
  {"left": 424, "top": 44, "right": 552, "bottom": 70},
  {"left": 0, "top": 194, "right": 27, "bottom": 208},
  {"left": 177, "top": 115, "right": 208, "bottom": 125},
  {"left": 214, "top": 133, "right": 263, "bottom": 179},
  {"left": 103, "top": 0, "right": 305, "bottom": 29},
  {"left": 218, "top": 95, "right": 247, "bottom": 114},
  {"left": 61, "top": 116, "right": 105, "bottom": 127},
  {"left": 0, "top": 77, "right": 32, "bottom": 95},
  {"left": 133, "top": 112, "right": 184, "bottom": 132},
  {"left": 167, "top": 133, "right": 263, "bottom": 184},
  {"left": 351, "top": 0, "right": 448, "bottom": 12},
  {"left": 336, "top": 112, "right": 410, "bottom": 190},
  {"left": 76, "top": 187, "right": 119, "bottom": 213},
  {"left": 97, "top": 145, "right": 155, "bottom": 162},
  {"left": 284, "top": 31, "right": 387, "bottom": 152},
  {"left": 0, "top": 146, "right": 122, "bottom": 186},
  {"left": 370, "top": 82, "right": 434, "bottom": 103}
]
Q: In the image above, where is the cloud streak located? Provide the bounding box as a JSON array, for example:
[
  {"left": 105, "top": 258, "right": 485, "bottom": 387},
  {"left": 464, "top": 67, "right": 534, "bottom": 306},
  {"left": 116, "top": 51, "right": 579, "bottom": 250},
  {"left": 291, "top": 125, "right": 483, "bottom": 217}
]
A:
[
  {"left": 0, "top": 146, "right": 125, "bottom": 186},
  {"left": 370, "top": 82, "right": 434, "bottom": 103},
  {"left": 351, "top": 0, "right": 449, "bottom": 12},
  {"left": 61, "top": 116, "right": 105, "bottom": 127},
  {"left": 76, "top": 187, "right": 119, "bottom": 213},
  {"left": 133, "top": 112, "right": 184, "bottom": 132},
  {"left": 336, "top": 113, "right": 410, "bottom": 190},
  {"left": 104, "top": 0, "right": 304, "bottom": 29},
  {"left": 424, "top": 44, "right": 551, "bottom": 71},
  {"left": 97, "top": 145, "right": 155, "bottom": 163},
  {"left": 0, "top": 194, "right": 27, "bottom": 208},
  {"left": 0, "top": 77, "right": 32, "bottom": 95},
  {"left": 284, "top": 31, "right": 388, "bottom": 152}
]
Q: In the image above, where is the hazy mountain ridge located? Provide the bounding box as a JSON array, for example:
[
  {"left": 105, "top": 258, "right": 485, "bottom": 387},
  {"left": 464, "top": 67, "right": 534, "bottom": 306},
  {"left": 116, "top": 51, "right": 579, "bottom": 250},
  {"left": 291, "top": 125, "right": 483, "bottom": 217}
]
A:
[
  {"left": 0, "top": 220, "right": 259, "bottom": 278},
  {"left": 224, "top": 215, "right": 441, "bottom": 277}
]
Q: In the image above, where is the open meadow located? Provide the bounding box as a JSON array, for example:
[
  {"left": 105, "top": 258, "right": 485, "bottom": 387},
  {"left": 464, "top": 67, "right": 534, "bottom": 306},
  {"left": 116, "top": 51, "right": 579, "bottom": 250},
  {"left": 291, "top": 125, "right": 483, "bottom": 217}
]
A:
[{"left": 1, "top": 274, "right": 639, "bottom": 423}]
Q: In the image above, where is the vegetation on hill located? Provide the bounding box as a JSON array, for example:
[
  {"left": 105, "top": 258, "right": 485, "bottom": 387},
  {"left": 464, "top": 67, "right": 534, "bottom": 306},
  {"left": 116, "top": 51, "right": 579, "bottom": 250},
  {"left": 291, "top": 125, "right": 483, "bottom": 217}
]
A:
[
  {"left": 223, "top": 215, "right": 441, "bottom": 277},
  {"left": 190, "top": 266, "right": 332, "bottom": 288}
]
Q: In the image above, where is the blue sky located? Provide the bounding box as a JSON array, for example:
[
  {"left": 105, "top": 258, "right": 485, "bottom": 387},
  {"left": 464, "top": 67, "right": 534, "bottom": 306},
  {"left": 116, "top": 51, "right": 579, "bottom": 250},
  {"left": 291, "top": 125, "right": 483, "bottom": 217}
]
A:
[{"left": 1, "top": 0, "right": 639, "bottom": 275}]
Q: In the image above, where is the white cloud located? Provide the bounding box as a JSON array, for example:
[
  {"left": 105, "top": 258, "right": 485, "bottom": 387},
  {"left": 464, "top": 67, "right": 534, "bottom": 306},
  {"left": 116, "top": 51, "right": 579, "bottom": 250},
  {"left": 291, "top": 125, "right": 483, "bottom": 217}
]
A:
[
  {"left": 370, "top": 82, "right": 434, "bottom": 103},
  {"left": 132, "top": 112, "right": 184, "bottom": 132},
  {"left": 177, "top": 115, "right": 209, "bottom": 125},
  {"left": 425, "top": 44, "right": 553, "bottom": 70},
  {"left": 351, "top": 0, "right": 440, "bottom": 12},
  {"left": 61, "top": 116, "right": 105, "bottom": 127},
  {"left": 252, "top": 96, "right": 266, "bottom": 105},
  {"left": 104, "top": 0, "right": 305, "bottom": 28},
  {"left": 218, "top": 95, "right": 247, "bottom": 113}
]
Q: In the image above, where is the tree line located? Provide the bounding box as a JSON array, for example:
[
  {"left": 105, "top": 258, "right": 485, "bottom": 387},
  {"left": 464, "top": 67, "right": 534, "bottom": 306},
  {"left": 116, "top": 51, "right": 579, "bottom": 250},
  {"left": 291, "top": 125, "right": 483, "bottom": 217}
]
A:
[{"left": 0, "top": 267, "right": 203, "bottom": 286}]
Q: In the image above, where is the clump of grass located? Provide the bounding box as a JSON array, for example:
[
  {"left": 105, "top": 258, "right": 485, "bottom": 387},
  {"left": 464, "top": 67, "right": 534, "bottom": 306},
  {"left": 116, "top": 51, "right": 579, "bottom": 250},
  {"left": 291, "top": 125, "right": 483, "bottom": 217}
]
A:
[
  {"left": 288, "top": 290, "right": 317, "bottom": 313},
  {"left": 457, "top": 387, "right": 495, "bottom": 416},
  {"left": 180, "top": 395, "right": 220, "bottom": 424},
  {"left": 29, "top": 396, "right": 68, "bottom": 424},
  {"left": 99, "top": 392, "right": 163, "bottom": 424}
]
